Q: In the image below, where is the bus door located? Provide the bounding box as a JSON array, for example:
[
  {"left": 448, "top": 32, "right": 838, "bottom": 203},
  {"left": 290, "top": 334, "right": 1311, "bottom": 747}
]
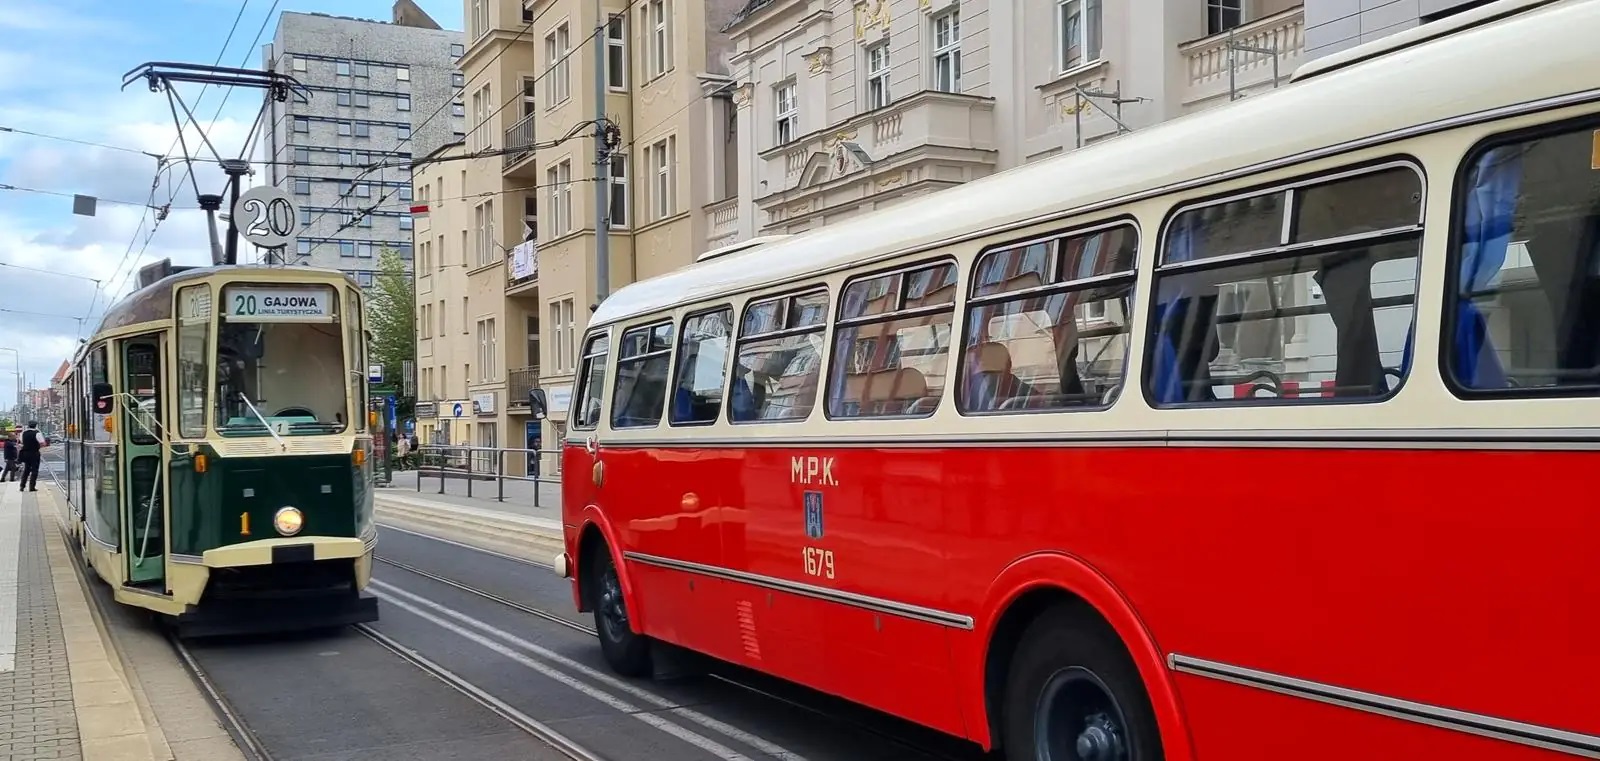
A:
[{"left": 117, "top": 334, "right": 168, "bottom": 589}]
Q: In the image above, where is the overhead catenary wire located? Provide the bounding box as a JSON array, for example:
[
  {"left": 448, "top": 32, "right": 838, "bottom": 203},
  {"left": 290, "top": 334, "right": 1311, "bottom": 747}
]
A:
[{"left": 0, "top": 261, "right": 103, "bottom": 284}]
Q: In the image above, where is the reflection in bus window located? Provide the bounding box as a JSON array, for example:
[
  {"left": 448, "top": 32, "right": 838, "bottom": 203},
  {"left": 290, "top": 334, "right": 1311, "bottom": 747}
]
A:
[
  {"left": 829, "top": 262, "right": 958, "bottom": 418},
  {"left": 961, "top": 225, "right": 1137, "bottom": 413},
  {"left": 1149, "top": 164, "right": 1424, "bottom": 404},
  {"left": 731, "top": 289, "right": 828, "bottom": 422},
  {"left": 214, "top": 311, "right": 349, "bottom": 436},
  {"left": 612, "top": 322, "right": 675, "bottom": 428},
  {"left": 1448, "top": 124, "right": 1600, "bottom": 394},
  {"left": 671, "top": 308, "right": 733, "bottom": 426},
  {"left": 572, "top": 334, "right": 610, "bottom": 430},
  {"left": 123, "top": 343, "right": 161, "bottom": 445}
]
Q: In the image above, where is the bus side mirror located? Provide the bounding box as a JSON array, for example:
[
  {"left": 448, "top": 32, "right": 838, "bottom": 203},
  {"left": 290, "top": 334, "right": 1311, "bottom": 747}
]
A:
[
  {"left": 529, "top": 388, "right": 547, "bottom": 420},
  {"left": 91, "top": 383, "right": 114, "bottom": 415}
]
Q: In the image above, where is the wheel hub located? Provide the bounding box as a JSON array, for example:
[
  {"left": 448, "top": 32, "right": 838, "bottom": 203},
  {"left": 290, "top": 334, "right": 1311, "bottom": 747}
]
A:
[{"left": 1034, "top": 667, "right": 1131, "bottom": 761}]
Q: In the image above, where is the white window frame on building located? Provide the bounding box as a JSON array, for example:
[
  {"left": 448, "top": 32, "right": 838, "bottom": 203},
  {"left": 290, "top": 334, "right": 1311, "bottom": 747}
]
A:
[
  {"left": 1206, "top": 0, "right": 1244, "bottom": 35},
  {"left": 397, "top": 96, "right": 411, "bottom": 111},
  {"left": 293, "top": 117, "right": 309, "bottom": 133},
  {"left": 470, "top": 0, "right": 489, "bottom": 40},
  {"left": 550, "top": 297, "right": 575, "bottom": 372},
  {"left": 546, "top": 23, "right": 571, "bottom": 106},
  {"left": 607, "top": 14, "right": 628, "bottom": 91},
  {"left": 932, "top": 10, "right": 961, "bottom": 93},
  {"left": 546, "top": 160, "right": 573, "bottom": 237},
  {"left": 474, "top": 199, "right": 496, "bottom": 267},
  {"left": 290, "top": 55, "right": 306, "bottom": 72},
  {"left": 646, "top": 136, "right": 676, "bottom": 221},
  {"left": 608, "top": 153, "right": 629, "bottom": 229},
  {"left": 396, "top": 65, "right": 410, "bottom": 82},
  {"left": 477, "top": 317, "right": 498, "bottom": 381},
  {"left": 470, "top": 83, "right": 492, "bottom": 151},
  {"left": 1058, "top": 0, "right": 1103, "bottom": 72},
  {"left": 865, "top": 43, "right": 891, "bottom": 110},
  {"left": 520, "top": 77, "right": 537, "bottom": 118},
  {"left": 646, "top": 0, "right": 672, "bottom": 80},
  {"left": 774, "top": 82, "right": 797, "bottom": 146}
]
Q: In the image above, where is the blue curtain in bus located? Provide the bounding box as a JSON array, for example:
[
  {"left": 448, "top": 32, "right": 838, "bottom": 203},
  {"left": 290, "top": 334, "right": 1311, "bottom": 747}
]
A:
[
  {"left": 1455, "top": 146, "right": 1523, "bottom": 389},
  {"left": 1151, "top": 215, "right": 1199, "bottom": 404}
]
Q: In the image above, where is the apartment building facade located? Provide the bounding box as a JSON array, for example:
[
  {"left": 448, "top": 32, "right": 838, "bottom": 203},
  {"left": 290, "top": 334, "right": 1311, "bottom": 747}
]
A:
[
  {"left": 412, "top": 0, "right": 743, "bottom": 473},
  {"left": 710, "top": 0, "right": 1307, "bottom": 249},
  {"left": 262, "top": 3, "right": 465, "bottom": 283}
]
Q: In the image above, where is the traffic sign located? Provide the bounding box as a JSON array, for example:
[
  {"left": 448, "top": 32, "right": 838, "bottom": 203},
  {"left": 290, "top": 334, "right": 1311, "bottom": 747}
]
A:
[{"left": 232, "top": 185, "right": 299, "bottom": 249}]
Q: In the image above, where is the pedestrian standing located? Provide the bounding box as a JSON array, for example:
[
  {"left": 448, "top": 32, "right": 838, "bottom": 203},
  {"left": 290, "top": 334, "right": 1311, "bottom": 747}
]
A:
[
  {"left": 19, "top": 421, "right": 45, "bottom": 492},
  {"left": 1, "top": 430, "right": 17, "bottom": 483}
]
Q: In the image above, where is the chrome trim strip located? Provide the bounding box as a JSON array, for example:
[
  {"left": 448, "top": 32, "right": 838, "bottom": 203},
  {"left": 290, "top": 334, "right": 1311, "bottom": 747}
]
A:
[
  {"left": 623, "top": 551, "right": 975, "bottom": 630},
  {"left": 1170, "top": 654, "right": 1600, "bottom": 758},
  {"left": 170, "top": 553, "right": 205, "bottom": 565},
  {"left": 83, "top": 524, "right": 118, "bottom": 553},
  {"left": 591, "top": 427, "right": 1600, "bottom": 450}
]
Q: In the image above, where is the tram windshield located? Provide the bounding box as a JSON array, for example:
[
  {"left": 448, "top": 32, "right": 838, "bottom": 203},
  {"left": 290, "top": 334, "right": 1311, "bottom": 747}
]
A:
[{"left": 214, "top": 285, "right": 349, "bottom": 436}]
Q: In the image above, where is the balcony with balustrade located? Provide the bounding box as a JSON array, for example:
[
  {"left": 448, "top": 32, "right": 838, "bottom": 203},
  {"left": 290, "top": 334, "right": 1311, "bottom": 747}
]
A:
[
  {"left": 503, "top": 112, "right": 537, "bottom": 178},
  {"left": 704, "top": 197, "right": 742, "bottom": 251},
  {"left": 505, "top": 239, "right": 538, "bottom": 297},
  {"left": 1180, "top": 5, "right": 1305, "bottom": 109},
  {"left": 507, "top": 366, "right": 541, "bottom": 410},
  {"left": 755, "top": 90, "right": 997, "bottom": 232}
]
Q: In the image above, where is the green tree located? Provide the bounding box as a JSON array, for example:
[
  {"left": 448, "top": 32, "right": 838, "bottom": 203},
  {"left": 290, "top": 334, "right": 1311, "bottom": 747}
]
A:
[{"left": 365, "top": 248, "right": 416, "bottom": 413}]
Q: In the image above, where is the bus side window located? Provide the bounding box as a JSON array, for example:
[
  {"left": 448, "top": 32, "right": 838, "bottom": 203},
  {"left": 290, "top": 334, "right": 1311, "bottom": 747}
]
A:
[
  {"left": 959, "top": 223, "right": 1138, "bottom": 414},
  {"left": 571, "top": 333, "right": 611, "bottom": 430},
  {"left": 1147, "top": 163, "right": 1424, "bottom": 405},
  {"left": 1445, "top": 121, "right": 1600, "bottom": 395},
  {"left": 730, "top": 289, "right": 829, "bottom": 423},
  {"left": 611, "top": 322, "right": 675, "bottom": 429},
  {"left": 670, "top": 307, "right": 733, "bottom": 426},
  {"left": 827, "top": 262, "right": 959, "bottom": 419}
]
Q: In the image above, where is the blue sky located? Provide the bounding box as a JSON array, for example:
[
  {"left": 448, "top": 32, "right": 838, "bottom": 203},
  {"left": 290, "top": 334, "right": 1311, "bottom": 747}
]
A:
[{"left": 0, "top": 0, "right": 460, "bottom": 407}]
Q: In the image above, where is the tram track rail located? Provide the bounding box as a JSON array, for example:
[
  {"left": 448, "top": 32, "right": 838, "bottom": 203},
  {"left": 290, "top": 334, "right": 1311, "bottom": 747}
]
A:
[{"left": 372, "top": 551, "right": 983, "bottom": 761}]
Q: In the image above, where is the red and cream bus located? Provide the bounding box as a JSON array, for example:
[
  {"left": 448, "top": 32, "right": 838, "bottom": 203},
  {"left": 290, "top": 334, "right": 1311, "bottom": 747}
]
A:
[{"left": 555, "top": 1, "right": 1600, "bottom": 758}]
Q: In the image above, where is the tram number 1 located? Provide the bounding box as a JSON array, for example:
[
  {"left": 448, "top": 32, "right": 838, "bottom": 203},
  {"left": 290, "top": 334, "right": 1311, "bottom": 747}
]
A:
[{"left": 803, "top": 547, "right": 834, "bottom": 579}]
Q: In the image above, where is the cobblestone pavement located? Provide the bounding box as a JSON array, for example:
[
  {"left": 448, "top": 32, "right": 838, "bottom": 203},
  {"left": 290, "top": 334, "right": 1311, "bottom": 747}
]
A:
[{"left": 0, "top": 488, "right": 81, "bottom": 761}]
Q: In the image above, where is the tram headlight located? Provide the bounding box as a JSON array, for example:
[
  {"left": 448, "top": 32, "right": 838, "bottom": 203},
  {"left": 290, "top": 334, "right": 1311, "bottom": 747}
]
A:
[{"left": 274, "top": 507, "right": 304, "bottom": 537}]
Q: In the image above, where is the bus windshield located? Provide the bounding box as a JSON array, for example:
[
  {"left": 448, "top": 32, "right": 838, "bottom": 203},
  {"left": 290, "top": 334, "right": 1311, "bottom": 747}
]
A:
[{"left": 214, "top": 319, "right": 349, "bottom": 437}]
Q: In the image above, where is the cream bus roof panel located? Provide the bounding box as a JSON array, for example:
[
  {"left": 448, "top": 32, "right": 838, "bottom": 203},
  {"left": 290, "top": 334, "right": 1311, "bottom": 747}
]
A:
[
  {"left": 94, "top": 265, "right": 358, "bottom": 335},
  {"left": 589, "top": 0, "right": 1596, "bottom": 329}
]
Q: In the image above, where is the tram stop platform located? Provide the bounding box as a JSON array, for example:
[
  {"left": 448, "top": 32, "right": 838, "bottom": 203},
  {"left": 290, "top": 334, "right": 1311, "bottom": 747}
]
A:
[{"left": 0, "top": 484, "right": 244, "bottom": 761}]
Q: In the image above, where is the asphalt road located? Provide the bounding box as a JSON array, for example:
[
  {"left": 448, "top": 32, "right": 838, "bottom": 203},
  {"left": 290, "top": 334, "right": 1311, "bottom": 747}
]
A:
[{"left": 183, "top": 523, "right": 991, "bottom": 761}]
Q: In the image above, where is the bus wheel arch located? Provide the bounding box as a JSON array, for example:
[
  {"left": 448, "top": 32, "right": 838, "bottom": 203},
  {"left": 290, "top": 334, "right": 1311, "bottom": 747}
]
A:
[
  {"left": 574, "top": 515, "right": 652, "bottom": 677},
  {"left": 978, "top": 553, "right": 1194, "bottom": 761},
  {"left": 573, "top": 509, "right": 640, "bottom": 627}
]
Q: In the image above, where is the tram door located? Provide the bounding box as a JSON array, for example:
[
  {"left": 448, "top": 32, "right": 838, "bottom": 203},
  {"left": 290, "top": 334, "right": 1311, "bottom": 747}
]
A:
[{"left": 118, "top": 335, "right": 167, "bottom": 588}]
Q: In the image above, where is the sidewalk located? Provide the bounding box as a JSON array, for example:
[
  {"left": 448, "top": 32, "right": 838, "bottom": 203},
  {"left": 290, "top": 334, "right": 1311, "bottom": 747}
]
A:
[
  {"left": 383, "top": 470, "right": 562, "bottom": 524},
  {"left": 372, "top": 474, "right": 566, "bottom": 564},
  {"left": 0, "top": 485, "right": 150, "bottom": 761}
]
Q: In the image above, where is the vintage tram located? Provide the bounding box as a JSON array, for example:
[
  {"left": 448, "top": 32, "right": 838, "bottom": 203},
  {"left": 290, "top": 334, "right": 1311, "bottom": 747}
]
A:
[{"left": 60, "top": 260, "right": 379, "bottom": 635}]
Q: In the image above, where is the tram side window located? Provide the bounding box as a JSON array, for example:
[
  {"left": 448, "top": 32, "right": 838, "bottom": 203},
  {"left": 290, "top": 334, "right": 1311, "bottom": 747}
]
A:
[
  {"left": 611, "top": 322, "right": 675, "bottom": 428},
  {"left": 571, "top": 333, "right": 611, "bottom": 430},
  {"left": 828, "top": 261, "right": 958, "bottom": 418},
  {"left": 123, "top": 343, "right": 160, "bottom": 445},
  {"left": 960, "top": 224, "right": 1138, "bottom": 413},
  {"left": 1447, "top": 122, "right": 1600, "bottom": 395},
  {"left": 670, "top": 307, "right": 733, "bottom": 426},
  {"left": 175, "top": 285, "right": 211, "bottom": 437},
  {"left": 731, "top": 289, "right": 829, "bottom": 422},
  {"left": 1147, "top": 163, "right": 1424, "bottom": 405}
]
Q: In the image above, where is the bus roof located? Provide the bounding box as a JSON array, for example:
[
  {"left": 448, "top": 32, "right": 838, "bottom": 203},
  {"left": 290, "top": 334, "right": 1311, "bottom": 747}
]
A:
[
  {"left": 93, "top": 264, "right": 358, "bottom": 336},
  {"left": 589, "top": 0, "right": 1595, "bottom": 329}
]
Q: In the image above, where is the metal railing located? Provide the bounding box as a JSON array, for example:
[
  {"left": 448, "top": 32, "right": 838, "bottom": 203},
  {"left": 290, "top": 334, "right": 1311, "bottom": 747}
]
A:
[
  {"left": 507, "top": 367, "right": 540, "bottom": 408},
  {"left": 503, "top": 112, "right": 537, "bottom": 168},
  {"left": 412, "top": 444, "right": 563, "bottom": 506}
]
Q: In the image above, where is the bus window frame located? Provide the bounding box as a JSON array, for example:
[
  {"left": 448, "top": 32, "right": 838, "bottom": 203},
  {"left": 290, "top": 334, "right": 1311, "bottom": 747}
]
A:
[
  {"left": 824, "top": 257, "right": 961, "bottom": 421},
  {"left": 666, "top": 304, "right": 735, "bottom": 428},
  {"left": 570, "top": 329, "right": 613, "bottom": 432},
  {"left": 1140, "top": 156, "right": 1429, "bottom": 410},
  {"left": 728, "top": 285, "right": 832, "bottom": 426},
  {"left": 346, "top": 286, "right": 366, "bottom": 433},
  {"left": 174, "top": 283, "right": 213, "bottom": 439},
  {"left": 956, "top": 216, "right": 1141, "bottom": 418},
  {"left": 609, "top": 319, "right": 677, "bottom": 430},
  {"left": 1439, "top": 113, "right": 1600, "bottom": 400}
]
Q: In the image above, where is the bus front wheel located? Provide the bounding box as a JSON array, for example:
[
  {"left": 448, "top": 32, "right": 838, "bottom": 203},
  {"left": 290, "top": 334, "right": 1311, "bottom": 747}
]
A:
[
  {"left": 591, "top": 548, "right": 651, "bottom": 677},
  {"left": 1000, "top": 607, "right": 1162, "bottom": 761}
]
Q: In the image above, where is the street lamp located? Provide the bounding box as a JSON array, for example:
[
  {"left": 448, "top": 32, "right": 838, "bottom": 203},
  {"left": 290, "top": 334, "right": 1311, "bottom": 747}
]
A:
[{"left": 0, "top": 348, "right": 20, "bottom": 413}]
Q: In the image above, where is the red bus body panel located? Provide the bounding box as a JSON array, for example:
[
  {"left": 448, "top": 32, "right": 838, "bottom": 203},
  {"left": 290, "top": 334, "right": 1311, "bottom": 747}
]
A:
[{"left": 565, "top": 441, "right": 1597, "bottom": 760}]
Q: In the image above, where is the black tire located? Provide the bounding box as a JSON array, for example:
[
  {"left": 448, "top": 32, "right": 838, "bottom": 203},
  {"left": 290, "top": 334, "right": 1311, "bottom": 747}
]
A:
[
  {"left": 591, "top": 548, "right": 651, "bottom": 677},
  {"left": 1000, "top": 606, "right": 1163, "bottom": 761}
]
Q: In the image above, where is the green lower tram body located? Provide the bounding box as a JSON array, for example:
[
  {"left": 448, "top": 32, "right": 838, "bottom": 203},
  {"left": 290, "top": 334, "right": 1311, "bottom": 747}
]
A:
[{"left": 72, "top": 444, "right": 379, "bottom": 637}]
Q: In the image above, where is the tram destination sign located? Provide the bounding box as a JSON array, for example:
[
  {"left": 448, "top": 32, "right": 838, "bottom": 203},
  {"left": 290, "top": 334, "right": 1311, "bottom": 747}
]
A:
[{"left": 224, "top": 287, "right": 333, "bottom": 322}]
